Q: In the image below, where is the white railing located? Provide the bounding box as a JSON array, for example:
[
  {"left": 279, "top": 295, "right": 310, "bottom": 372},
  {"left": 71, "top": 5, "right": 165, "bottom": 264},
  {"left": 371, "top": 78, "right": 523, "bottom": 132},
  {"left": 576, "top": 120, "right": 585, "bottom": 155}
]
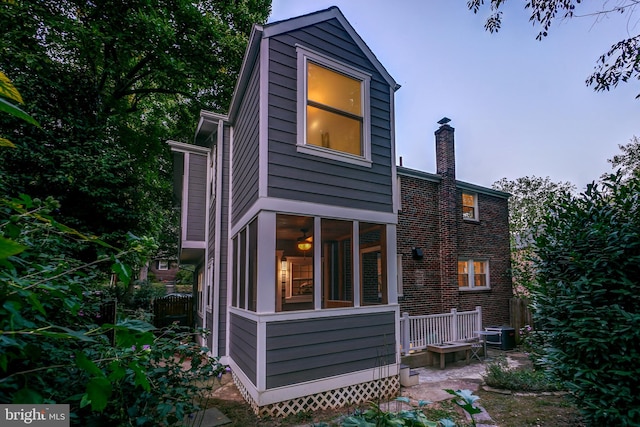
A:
[{"left": 400, "top": 306, "right": 483, "bottom": 355}]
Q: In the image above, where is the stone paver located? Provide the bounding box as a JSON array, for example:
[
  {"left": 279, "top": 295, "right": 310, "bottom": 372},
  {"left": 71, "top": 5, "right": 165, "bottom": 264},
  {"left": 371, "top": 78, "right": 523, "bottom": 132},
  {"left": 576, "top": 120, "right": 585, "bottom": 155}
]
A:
[
  {"left": 186, "top": 407, "right": 231, "bottom": 426},
  {"left": 398, "top": 350, "right": 528, "bottom": 427}
]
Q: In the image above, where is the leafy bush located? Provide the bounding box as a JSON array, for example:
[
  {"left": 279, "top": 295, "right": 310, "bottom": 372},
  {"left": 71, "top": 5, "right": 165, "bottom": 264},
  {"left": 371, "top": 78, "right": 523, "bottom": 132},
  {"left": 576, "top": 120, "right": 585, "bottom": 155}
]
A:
[
  {"left": 341, "top": 391, "right": 483, "bottom": 427},
  {"left": 532, "top": 173, "right": 640, "bottom": 425},
  {"left": 74, "top": 324, "right": 224, "bottom": 426},
  {"left": 0, "top": 194, "right": 225, "bottom": 425},
  {"left": 129, "top": 280, "right": 167, "bottom": 311},
  {"left": 518, "top": 326, "right": 549, "bottom": 370},
  {"left": 483, "top": 356, "right": 561, "bottom": 392},
  {"left": 175, "top": 267, "right": 194, "bottom": 286}
]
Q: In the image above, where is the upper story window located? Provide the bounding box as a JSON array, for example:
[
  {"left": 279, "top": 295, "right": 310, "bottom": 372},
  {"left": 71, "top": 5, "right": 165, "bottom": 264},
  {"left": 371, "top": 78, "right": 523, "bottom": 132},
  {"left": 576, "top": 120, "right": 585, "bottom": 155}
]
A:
[
  {"left": 458, "top": 259, "right": 490, "bottom": 290},
  {"left": 462, "top": 192, "right": 478, "bottom": 221},
  {"left": 297, "top": 46, "right": 371, "bottom": 167}
]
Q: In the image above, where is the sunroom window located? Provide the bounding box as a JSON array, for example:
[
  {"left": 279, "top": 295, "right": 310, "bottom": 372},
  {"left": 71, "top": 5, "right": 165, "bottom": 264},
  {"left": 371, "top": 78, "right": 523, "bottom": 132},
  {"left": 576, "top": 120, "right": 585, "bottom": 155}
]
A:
[
  {"left": 360, "top": 222, "right": 387, "bottom": 305},
  {"left": 276, "top": 214, "right": 315, "bottom": 312},
  {"left": 321, "top": 218, "right": 353, "bottom": 308},
  {"left": 275, "top": 215, "right": 388, "bottom": 311},
  {"left": 297, "top": 46, "right": 371, "bottom": 166}
]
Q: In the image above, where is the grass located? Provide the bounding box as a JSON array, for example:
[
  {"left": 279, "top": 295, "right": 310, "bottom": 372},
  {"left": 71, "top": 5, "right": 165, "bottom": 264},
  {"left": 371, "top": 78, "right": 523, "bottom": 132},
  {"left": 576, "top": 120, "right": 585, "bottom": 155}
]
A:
[
  {"left": 476, "top": 390, "right": 585, "bottom": 427},
  {"left": 206, "top": 398, "right": 472, "bottom": 426},
  {"left": 209, "top": 393, "right": 585, "bottom": 426}
]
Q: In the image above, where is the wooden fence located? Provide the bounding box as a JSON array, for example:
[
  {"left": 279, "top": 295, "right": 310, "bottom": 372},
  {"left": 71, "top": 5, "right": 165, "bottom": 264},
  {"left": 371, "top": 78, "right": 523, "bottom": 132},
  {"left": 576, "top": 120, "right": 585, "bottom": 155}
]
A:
[
  {"left": 510, "top": 297, "right": 533, "bottom": 343},
  {"left": 153, "top": 295, "right": 194, "bottom": 329}
]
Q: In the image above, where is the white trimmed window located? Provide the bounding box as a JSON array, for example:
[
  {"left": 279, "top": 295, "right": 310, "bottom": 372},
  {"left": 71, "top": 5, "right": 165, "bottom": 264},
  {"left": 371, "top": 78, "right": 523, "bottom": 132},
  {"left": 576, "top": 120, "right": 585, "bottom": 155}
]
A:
[
  {"left": 458, "top": 259, "right": 490, "bottom": 289},
  {"left": 296, "top": 45, "right": 372, "bottom": 167},
  {"left": 230, "top": 219, "right": 258, "bottom": 312},
  {"left": 157, "top": 260, "right": 169, "bottom": 270},
  {"left": 462, "top": 192, "right": 478, "bottom": 220}
]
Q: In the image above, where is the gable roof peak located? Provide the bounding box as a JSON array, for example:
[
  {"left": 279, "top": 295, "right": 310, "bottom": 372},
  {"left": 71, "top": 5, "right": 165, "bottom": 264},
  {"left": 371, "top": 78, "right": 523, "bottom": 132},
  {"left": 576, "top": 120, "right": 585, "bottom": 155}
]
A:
[{"left": 263, "top": 6, "right": 399, "bottom": 91}]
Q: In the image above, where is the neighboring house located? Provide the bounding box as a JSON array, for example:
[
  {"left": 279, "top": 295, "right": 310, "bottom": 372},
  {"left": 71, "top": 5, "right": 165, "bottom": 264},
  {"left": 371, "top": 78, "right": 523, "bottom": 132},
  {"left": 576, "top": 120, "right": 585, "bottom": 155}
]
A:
[
  {"left": 149, "top": 259, "right": 179, "bottom": 283},
  {"left": 169, "top": 7, "right": 511, "bottom": 416},
  {"left": 396, "top": 123, "right": 512, "bottom": 327}
]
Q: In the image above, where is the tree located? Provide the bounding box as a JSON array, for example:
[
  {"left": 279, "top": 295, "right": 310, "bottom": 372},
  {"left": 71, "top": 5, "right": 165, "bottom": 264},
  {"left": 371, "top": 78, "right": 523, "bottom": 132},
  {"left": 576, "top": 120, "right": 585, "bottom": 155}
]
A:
[
  {"left": 0, "top": 0, "right": 271, "bottom": 255},
  {"left": 492, "top": 176, "right": 575, "bottom": 295},
  {"left": 467, "top": 0, "right": 640, "bottom": 98},
  {"left": 605, "top": 135, "right": 640, "bottom": 180},
  {"left": 532, "top": 173, "right": 640, "bottom": 425},
  {"left": 1, "top": 71, "right": 225, "bottom": 425}
]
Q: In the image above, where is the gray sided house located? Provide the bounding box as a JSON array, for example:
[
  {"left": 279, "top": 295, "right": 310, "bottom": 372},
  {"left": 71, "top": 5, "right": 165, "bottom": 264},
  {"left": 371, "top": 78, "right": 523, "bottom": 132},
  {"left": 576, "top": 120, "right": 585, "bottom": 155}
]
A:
[
  {"left": 170, "top": 7, "right": 400, "bottom": 416},
  {"left": 169, "top": 6, "right": 512, "bottom": 417}
]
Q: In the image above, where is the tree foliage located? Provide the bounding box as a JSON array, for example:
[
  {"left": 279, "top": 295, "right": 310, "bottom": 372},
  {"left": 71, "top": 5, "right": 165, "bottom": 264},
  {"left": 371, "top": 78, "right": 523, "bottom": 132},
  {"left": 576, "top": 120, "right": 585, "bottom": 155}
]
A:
[
  {"left": 0, "top": 7, "right": 252, "bottom": 422},
  {"left": 467, "top": 0, "right": 640, "bottom": 98},
  {"left": 532, "top": 173, "right": 640, "bottom": 425},
  {"left": 606, "top": 135, "right": 640, "bottom": 180},
  {"left": 492, "top": 176, "right": 575, "bottom": 294},
  {"left": 0, "top": 0, "right": 271, "bottom": 253}
]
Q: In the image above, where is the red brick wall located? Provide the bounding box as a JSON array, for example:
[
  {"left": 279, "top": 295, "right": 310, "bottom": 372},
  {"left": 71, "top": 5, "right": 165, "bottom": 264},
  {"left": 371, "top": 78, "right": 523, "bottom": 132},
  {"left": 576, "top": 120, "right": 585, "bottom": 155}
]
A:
[
  {"left": 457, "top": 190, "right": 512, "bottom": 327},
  {"left": 397, "top": 175, "right": 442, "bottom": 316},
  {"left": 150, "top": 260, "right": 179, "bottom": 283},
  {"left": 397, "top": 174, "right": 512, "bottom": 327}
]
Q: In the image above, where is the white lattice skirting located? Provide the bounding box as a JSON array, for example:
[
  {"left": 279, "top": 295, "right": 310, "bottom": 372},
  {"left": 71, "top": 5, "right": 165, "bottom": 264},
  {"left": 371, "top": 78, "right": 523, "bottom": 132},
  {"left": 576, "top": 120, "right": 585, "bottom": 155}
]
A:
[{"left": 232, "top": 373, "right": 400, "bottom": 417}]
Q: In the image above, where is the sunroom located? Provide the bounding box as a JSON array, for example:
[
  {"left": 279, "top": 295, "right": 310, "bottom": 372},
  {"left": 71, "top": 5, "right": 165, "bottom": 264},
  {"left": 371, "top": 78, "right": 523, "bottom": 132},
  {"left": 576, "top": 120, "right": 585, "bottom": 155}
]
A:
[{"left": 227, "top": 210, "right": 399, "bottom": 415}]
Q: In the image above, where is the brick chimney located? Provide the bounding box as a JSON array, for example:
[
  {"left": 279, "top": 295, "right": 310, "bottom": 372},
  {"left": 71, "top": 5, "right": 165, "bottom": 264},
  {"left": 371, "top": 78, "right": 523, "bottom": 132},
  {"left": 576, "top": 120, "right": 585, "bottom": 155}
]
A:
[
  {"left": 435, "top": 118, "right": 459, "bottom": 310},
  {"left": 435, "top": 118, "right": 455, "bottom": 179}
]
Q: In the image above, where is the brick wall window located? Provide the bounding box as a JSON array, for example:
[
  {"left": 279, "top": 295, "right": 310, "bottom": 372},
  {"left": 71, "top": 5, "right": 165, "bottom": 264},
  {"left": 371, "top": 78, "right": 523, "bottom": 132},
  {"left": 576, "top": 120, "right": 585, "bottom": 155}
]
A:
[
  {"left": 462, "top": 192, "right": 478, "bottom": 221},
  {"left": 458, "top": 259, "right": 489, "bottom": 290}
]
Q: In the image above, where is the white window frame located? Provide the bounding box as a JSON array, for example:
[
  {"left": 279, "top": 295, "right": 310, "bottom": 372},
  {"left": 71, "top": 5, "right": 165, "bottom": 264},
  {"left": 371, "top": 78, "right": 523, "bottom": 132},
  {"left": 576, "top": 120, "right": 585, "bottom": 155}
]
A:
[
  {"left": 206, "top": 259, "right": 214, "bottom": 312},
  {"left": 462, "top": 192, "right": 479, "bottom": 221},
  {"left": 296, "top": 45, "right": 372, "bottom": 168},
  {"left": 157, "top": 260, "right": 169, "bottom": 270},
  {"left": 458, "top": 259, "right": 490, "bottom": 290}
]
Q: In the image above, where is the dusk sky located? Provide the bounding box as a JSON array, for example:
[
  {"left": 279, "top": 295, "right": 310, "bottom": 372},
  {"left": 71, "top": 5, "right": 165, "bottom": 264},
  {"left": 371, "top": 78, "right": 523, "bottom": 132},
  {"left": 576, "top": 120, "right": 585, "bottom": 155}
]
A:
[{"left": 268, "top": 1, "right": 639, "bottom": 191}]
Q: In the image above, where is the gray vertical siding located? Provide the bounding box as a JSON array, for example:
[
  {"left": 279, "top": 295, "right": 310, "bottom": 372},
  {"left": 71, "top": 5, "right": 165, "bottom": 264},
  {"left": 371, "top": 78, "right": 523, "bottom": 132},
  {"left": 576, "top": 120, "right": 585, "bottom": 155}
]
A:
[
  {"left": 205, "top": 125, "right": 231, "bottom": 357},
  {"left": 265, "top": 311, "right": 396, "bottom": 389},
  {"left": 267, "top": 19, "right": 394, "bottom": 212},
  {"left": 186, "top": 153, "right": 207, "bottom": 241},
  {"left": 231, "top": 60, "right": 260, "bottom": 226},
  {"left": 230, "top": 313, "right": 258, "bottom": 385},
  {"left": 218, "top": 125, "right": 231, "bottom": 356},
  {"left": 207, "top": 132, "right": 217, "bottom": 353}
]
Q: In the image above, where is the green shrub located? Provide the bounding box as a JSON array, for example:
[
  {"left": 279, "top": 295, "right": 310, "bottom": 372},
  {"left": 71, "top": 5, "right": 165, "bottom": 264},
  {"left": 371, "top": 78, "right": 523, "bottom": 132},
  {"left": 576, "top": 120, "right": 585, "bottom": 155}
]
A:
[
  {"left": 175, "top": 267, "right": 194, "bottom": 286},
  {"left": 129, "top": 280, "right": 167, "bottom": 310},
  {"left": 532, "top": 173, "right": 640, "bottom": 425},
  {"left": 483, "top": 356, "right": 562, "bottom": 392},
  {"left": 518, "top": 326, "right": 549, "bottom": 370},
  {"left": 0, "top": 195, "right": 225, "bottom": 425},
  {"left": 341, "top": 392, "right": 482, "bottom": 427}
]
